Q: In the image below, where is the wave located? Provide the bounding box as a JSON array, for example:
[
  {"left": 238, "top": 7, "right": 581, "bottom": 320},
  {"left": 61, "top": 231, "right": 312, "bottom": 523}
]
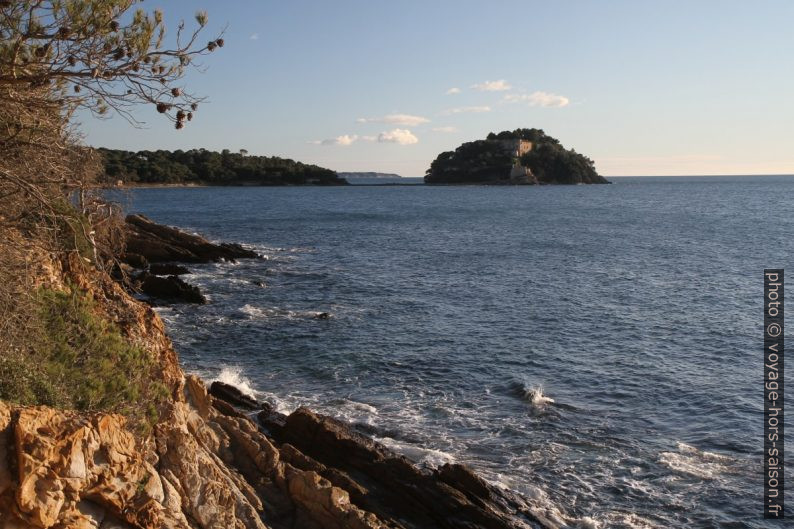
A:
[
  {"left": 238, "top": 304, "right": 329, "bottom": 320},
  {"left": 374, "top": 436, "right": 456, "bottom": 468},
  {"left": 658, "top": 442, "right": 734, "bottom": 480},
  {"left": 209, "top": 366, "right": 260, "bottom": 400},
  {"left": 524, "top": 385, "right": 555, "bottom": 406},
  {"left": 589, "top": 513, "right": 659, "bottom": 529}
]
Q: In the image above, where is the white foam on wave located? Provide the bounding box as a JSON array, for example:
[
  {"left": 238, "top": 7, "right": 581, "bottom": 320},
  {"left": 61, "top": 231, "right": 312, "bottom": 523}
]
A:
[
  {"left": 210, "top": 366, "right": 260, "bottom": 399},
  {"left": 375, "top": 436, "right": 456, "bottom": 468},
  {"left": 493, "top": 474, "right": 625, "bottom": 529},
  {"left": 658, "top": 442, "right": 733, "bottom": 480},
  {"left": 575, "top": 517, "right": 601, "bottom": 529},
  {"left": 524, "top": 385, "right": 555, "bottom": 406},
  {"left": 239, "top": 304, "right": 328, "bottom": 321},
  {"left": 598, "top": 512, "right": 658, "bottom": 529},
  {"left": 330, "top": 399, "right": 379, "bottom": 426},
  {"left": 239, "top": 304, "right": 266, "bottom": 318}
]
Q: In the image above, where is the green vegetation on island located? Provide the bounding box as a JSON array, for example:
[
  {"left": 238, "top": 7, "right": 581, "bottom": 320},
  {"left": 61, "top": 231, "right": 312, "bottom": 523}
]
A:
[
  {"left": 425, "top": 128, "right": 609, "bottom": 185},
  {"left": 100, "top": 148, "right": 347, "bottom": 186}
]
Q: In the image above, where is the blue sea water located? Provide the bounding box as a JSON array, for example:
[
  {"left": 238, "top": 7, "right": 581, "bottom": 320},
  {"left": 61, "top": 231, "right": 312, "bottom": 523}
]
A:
[{"left": 121, "top": 176, "right": 793, "bottom": 528}]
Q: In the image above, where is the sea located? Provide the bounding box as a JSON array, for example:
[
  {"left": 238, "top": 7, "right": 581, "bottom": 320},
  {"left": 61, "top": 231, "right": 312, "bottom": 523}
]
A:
[{"left": 119, "top": 175, "right": 793, "bottom": 528}]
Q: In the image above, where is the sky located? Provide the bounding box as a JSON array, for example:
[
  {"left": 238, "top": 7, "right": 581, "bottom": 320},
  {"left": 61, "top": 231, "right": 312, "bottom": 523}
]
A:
[{"left": 80, "top": 0, "right": 794, "bottom": 177}]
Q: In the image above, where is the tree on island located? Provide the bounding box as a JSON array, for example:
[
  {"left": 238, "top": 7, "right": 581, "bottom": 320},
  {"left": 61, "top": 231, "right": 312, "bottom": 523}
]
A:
[{"left": 426, "top": 128, "right": 608, "bottom": 185}]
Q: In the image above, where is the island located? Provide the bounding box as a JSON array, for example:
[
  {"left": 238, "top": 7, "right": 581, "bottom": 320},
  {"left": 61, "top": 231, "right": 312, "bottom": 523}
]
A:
[
  {"left": 100, "top": 147, "right": 347, "bottom": 186},
  {"left": 424, "top": 128, "right": 609, "bottom": 185}
]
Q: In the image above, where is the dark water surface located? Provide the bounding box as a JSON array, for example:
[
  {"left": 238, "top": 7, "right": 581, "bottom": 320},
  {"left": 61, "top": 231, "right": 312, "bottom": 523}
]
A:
[{"left": 122, "top": 176, "right": 793, "bottom": 528}]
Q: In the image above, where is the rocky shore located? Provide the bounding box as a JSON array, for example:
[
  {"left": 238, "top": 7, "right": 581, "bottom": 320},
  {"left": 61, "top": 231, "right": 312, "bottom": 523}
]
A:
[
  {"left": 118, "top": 214, "right": 260, "bottom": 305},
  {"left": 0, "top": 217, "right": 550, "bottom": 529}
]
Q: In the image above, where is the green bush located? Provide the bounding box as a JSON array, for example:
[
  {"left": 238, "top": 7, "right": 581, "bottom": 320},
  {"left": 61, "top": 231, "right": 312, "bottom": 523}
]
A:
[{"left": 0, "top": 285, "right": 169, "bottom": 432}]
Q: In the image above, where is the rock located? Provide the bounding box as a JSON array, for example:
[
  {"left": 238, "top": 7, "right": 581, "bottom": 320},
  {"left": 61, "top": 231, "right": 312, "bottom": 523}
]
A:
[
  {"left": 148, "top": 263, "right": 190, "bottom": 276},
  {"left": 257, "top": 402, "right": 288, "bottom": 436},
  {"left": 122, "top": 252, "right": 148, "bottom": 269},
  {"left": 272, "top": 407, "right": 540, "bottom": 529},
  {"left": 209, "top": 381, "right": 260, "bottom": 410},
  {"left": 286, "top": 468, "right": 384, "bottom": 529},
  {"left": 137, "top": 273, "right": 206, "bottom": 304},
  {"left": 0, "top": 404, "right": 184, "bottom": 528},
  {"left": 125, "top": 214, "right": 259, "bottom": 264}
]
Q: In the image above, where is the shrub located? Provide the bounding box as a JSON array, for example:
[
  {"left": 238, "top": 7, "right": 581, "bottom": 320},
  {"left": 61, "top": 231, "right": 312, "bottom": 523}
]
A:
[{"left": 0, "top": 285, "right": 169, "bottom": 433}]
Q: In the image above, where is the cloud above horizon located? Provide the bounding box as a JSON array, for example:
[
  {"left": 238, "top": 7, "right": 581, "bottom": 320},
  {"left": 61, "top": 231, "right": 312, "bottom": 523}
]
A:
[
  {"left": 356, "top": 114, "right": 429, "bottom": 127},
  {"left": 504, "top": 91, "right": 570, "bottom": 108},
  {"left": 432, "top": 126, "right": 458, "bottom": 133},
  {"left": 377, "top": 128, "right": 418, "bottom": 144},
  {"left": 249, "top": 33, "right": 259, "bottom": 40},
  {"left": 308, "top": 134, "right": 359, "bottom": 146},
  {"left": 441, "top": 106, "right": 492, "bottom": 115},
  {"left": 472, "top": 79, "right": 511, "bottom": 92},
  {"left": 311, "top": 129, "right": 418, "bottom": 146},
  {"left": 446, "top": 87, "right": 461, "bottom": 95}
]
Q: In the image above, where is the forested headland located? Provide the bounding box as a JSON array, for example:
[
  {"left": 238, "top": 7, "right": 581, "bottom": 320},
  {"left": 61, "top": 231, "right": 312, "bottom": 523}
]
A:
[{"left": 100, "top": 148, "right": 347, "bottom": 185}]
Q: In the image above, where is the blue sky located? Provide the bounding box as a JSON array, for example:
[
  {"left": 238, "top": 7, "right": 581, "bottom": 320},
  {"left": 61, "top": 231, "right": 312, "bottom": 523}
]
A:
[{"left": 80, "top": 0, "right": 794, "bottom": 177}]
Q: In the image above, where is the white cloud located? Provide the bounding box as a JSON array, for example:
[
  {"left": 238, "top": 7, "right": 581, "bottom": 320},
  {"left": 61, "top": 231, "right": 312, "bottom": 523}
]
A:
[
  {"left": 442, "top": 106, "right": 491, "bottom": 115},
  {"left": 249, "top": 33, "right": 259, "bottom": 40},
  {"left": 446, "top": 87, "right": 461, "bottom": 95},
  {"left": 377, "top": 128, "right": 418, "bottom": 145},
  {"left": 472, "top": 79, "right": 511, "bottom": 92},
  {"left": 432, "top": 126, "right": 458, "bottom": 133},
  {"left": 309, "top": 130, "right": 417, "bottom": 146},
  {"left": 356, "top": 114, "right": 429, "bottom": 127},
  {"left": 504, "top": 91, "right": 570, "bottom": 108},
  {"left": 309, "top": 134, "right": 359, "bottom": 146}
]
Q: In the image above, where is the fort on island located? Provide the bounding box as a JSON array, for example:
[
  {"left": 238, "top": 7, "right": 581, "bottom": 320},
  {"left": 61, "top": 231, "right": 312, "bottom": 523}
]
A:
[
  {"left": 495, "top": 138, "right": 536, "bottom": 184},
  {"left": 424, "top": 129, "right": 607, "bottom": 185},
  {"left": 496, "top": 138, "right": 533, "bottom": 158}
]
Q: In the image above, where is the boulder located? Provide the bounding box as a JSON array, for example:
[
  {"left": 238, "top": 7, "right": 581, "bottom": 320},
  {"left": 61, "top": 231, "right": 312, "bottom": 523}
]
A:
[
  {"left": 137, "top": 273, "right": 206, "bottom": 304},
  {"left": 209, "top": 381, "right": 260, "bottom": 410}
]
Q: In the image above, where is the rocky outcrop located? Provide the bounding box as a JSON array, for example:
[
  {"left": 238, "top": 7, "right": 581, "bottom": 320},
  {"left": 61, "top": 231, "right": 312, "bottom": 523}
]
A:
[
  {"left": 0, "top": 370, "right": 547, "bottom": 529},
  {"left": 209, "top": 382, "right": 260, "bottom": 411},
  {"left": 0, "top": 403, "right": 181, "bottom": 528},
  {"left": 0, "top": 226, "right": 547, "bottom": 529},
  {"left": 137, "top": 273, "right": 207, "bottom": 304},
  {"left": 262, "top": 407, "right": 539, "bottom": 529},
  {"left": 119, "top": 215, "right": 260, "bottom": 304},
  {"left": 124, "top": 214, "right": 259, "bottom": 265}
]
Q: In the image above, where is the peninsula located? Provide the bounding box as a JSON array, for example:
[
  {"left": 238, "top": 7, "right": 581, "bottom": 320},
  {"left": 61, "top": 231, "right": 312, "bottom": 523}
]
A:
[{"left": 100, "top": 148, "right": 347, "bottom": 186}]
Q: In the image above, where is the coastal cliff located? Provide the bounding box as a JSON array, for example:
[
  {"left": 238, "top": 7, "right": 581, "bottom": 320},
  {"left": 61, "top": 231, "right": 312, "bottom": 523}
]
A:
[{"left": 0, "top": 222, "right": 547, "bottom": 529}]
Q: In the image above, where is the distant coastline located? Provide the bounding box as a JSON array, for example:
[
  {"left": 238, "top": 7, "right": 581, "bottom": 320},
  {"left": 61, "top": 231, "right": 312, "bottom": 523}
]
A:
[{"left": 339, "top": 171, "right": 403, "bottom": 179}]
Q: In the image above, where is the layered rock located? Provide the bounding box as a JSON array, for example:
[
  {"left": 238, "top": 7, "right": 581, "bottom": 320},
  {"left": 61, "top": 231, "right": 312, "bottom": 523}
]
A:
[
  {"left": 0, "top": 368, "right": 549, "bottom": 529},
  {"left": 123, "top": 214, "right": 258, "bottom": 265},
  {"left": 119, "top": 214, "right": 260, "bottom": 304}
]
